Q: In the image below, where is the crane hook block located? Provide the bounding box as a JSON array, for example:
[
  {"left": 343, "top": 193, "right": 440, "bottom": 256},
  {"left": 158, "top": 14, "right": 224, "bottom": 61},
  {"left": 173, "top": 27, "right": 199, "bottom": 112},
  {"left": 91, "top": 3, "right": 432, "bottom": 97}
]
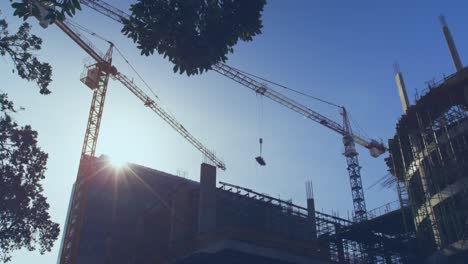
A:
[
  {"left": 255, "top": 156, "right": 266, "bottom": 166},
  {"left": 256, "top": 138, "right": 266, "bottom": 166}
]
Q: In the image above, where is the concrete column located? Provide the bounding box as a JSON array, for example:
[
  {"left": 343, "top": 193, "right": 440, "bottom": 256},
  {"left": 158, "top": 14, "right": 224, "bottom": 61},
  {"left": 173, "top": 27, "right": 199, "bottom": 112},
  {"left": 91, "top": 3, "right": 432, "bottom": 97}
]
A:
[
  {"left": 395, "top": 70, "right": 410, "bottom": 113},
  {"left": 334, "top": 224, "right": 345, "bottom": 263},
  {"left": 198, "top": 163, "right": 217, "bottom": 235},
  {"left": 318, "top": 239, "right": 331, "bottom": 261},
  {"left": 306, "top": 198, "right": 317, "bottom": 240},
  {"left": 169, "top": 183, "right": 190, "bottom": 249},
  {"left": 464, "top": 86, "right": 468, "bottom": 108},
  {"left": 440, "top": 15, "right": 463, "bottom": 72}
]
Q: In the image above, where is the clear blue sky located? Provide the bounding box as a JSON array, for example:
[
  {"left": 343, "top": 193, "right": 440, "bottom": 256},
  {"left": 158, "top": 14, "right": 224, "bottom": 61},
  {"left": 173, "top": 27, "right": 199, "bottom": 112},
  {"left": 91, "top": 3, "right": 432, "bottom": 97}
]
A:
[{"left": 1, "top": 1, "right": 468, "bottom": 263}]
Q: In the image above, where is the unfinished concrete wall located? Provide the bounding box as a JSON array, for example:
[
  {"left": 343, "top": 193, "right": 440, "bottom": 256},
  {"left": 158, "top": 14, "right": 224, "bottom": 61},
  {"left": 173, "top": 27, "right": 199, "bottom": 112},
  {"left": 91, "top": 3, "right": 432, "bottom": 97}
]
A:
[
  {"left": 198, "top": 163, "right": 217, "bottom": 235},
  {"left": 307, "top": 198, "right": 318, "bottom": 240}
]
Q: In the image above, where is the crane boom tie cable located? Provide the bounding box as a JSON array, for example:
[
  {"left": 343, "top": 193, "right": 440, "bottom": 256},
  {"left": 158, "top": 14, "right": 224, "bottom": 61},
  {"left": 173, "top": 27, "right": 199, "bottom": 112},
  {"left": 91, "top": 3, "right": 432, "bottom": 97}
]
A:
[
  {"left": 227, "top": 65, "right": 376, "bottom": 141},
  {"left": 229, "top": 65, "right": 343, "bottom": 109},
  {"left": 67, "top": 20, "right": 160, "bottom": 101}
]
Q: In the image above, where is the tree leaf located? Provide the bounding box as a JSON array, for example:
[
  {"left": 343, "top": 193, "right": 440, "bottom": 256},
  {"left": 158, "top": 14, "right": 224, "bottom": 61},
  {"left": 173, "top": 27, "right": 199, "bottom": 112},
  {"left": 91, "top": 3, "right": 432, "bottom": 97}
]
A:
[{"left": 122, "top": 0, "right": 266, "bottom": 76}]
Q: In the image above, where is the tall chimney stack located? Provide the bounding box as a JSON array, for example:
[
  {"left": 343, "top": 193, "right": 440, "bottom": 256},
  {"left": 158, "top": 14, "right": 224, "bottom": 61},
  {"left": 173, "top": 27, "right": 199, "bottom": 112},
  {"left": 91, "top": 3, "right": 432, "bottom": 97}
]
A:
[
  {"left": 394, "top": 64, "right": 410, "bottom": 113},
  {"left": 440, "top": 15, "right": 463, "bottom": 72}
]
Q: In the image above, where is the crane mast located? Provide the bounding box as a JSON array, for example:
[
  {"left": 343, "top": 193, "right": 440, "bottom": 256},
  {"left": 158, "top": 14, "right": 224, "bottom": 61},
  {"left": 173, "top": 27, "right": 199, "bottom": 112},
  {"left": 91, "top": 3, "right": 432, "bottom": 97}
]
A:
[
  {"left": 56, "top": 18, "right": 116, "bottom": 264},
  {"left": 341, "top": 108, "right": 368, "bottom": 221},
  {"left": 32, "top": 2, "right": 226, "bottom": 264}
]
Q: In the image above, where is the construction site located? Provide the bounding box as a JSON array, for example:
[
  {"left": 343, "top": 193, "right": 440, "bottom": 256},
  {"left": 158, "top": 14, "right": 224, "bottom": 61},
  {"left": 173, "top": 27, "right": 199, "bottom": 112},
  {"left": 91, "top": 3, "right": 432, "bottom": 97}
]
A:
[
  {"left": 16, "top": 1, "right": 467, "bottom": 264},
  {"left": 384, "top": 16, "right": 468, "bottom": 263}
]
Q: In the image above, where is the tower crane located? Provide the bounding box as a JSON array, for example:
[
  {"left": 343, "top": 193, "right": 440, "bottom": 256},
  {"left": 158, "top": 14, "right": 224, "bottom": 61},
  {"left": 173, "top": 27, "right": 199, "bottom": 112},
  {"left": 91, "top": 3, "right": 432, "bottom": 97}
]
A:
[
  {"left": 75, "top": 0, "right": 387, "bottom": 223},
  {"left": 31, "top": 2, "right": 225, "bottom": 264},
  {"left": 213, "top": 63, "right": 386, "bottom": 223},
  {"left": 76, "top": 0, "right": 387, "bottom": 223}
]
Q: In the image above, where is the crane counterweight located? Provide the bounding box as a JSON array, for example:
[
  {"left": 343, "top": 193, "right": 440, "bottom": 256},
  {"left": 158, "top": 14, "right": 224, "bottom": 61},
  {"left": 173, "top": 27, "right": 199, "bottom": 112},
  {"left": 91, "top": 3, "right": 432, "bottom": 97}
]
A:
[
  {"left": 368, "top": 140, "right": 386, "bottom": 158},
  {"left": 80, "top": 65, "right": 100, "bottom": 89}
]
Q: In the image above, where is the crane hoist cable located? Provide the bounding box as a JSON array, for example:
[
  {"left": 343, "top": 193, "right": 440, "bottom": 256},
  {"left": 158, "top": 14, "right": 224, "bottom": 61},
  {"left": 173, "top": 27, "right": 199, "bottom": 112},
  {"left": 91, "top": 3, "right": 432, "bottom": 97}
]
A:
[
  {"left": 230, "top": 65, "right": 375, "bottom": 144},
  {"left": 231, "top": 65, "right": 343, "bottom": 109},
  {"left": 255, "top": 93, "right": 266, "bottom": 166}
]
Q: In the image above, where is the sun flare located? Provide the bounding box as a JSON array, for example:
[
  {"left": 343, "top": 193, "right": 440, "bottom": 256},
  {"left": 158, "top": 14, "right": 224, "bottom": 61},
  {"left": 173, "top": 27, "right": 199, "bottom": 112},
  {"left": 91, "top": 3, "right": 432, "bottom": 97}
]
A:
[{"left": 107, "top": 155, "right": 128, "bottom": 169}]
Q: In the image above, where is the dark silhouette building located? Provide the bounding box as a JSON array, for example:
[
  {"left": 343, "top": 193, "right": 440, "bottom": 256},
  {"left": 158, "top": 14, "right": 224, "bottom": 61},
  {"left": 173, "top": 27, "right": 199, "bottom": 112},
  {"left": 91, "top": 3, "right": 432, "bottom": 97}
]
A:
[{"left": 58, "top": 156, "right": 332, "bottom": 263}]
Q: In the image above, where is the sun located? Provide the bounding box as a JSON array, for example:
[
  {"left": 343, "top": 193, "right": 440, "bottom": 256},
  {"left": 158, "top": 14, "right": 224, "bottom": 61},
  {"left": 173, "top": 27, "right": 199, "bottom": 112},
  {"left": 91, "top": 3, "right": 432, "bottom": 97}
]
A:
[{"left": 107, "top": 154, "right": 129, "bottom": 169}]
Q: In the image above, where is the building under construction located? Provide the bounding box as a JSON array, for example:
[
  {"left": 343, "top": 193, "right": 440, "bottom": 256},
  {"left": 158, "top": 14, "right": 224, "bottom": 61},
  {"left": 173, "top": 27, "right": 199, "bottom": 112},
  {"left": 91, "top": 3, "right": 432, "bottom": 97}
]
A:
[
  {"left": 45, "top": 0, "right": 467, "bottom": 261},
  {"left": 385, "top": 16, "right": 468, "bottom": 263},
  {"left": 58, "top": 156, "right": 412, "bottom": 264},
  {"left": 59, "top": 156, "right": 326, "bottom": 263}
]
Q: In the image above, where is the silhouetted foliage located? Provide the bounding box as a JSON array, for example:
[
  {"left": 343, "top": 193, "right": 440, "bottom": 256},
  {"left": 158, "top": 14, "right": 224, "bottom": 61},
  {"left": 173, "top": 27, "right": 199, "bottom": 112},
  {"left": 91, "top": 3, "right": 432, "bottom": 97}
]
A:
[
  {"left": 9, "top": 0, "right": 81, "bottom": 22},
  {"left": 9, "top": 0, "right": 266, "bottom": 76},
  {"left": 0, "top": 94, "right": 59, "bottom": 262},
  {"left": 122, "top": 0, "right": 267, "bottom": 75},
  {"left": 0, "top": 10, "right": 52, "bottom": 94}
]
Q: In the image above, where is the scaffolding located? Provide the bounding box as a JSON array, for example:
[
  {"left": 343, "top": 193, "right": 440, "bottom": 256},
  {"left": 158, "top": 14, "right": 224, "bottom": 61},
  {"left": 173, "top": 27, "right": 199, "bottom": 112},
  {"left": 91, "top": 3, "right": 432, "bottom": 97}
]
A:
[
  {"left": 316, "top": 209, "right": 411, "bottom": 264},
  {"left": 386, "top": 68, "right": 468, "bottom": 261},
  {"left": 218, "top": 182, "right": 409, "bottom": 263}
]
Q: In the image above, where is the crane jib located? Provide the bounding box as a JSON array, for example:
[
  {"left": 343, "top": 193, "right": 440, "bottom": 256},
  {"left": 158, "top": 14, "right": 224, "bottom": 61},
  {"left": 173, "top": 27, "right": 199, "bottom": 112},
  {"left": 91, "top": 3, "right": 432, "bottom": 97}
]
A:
[
  {"left": 78, "top": 0, "right": 386, "bottom": 157},
  {"left": 31, "top": 3, "right": 227, "bottom": 170},
  {"left": 114, "top": 72, "right": 227, "bottom": 170}
]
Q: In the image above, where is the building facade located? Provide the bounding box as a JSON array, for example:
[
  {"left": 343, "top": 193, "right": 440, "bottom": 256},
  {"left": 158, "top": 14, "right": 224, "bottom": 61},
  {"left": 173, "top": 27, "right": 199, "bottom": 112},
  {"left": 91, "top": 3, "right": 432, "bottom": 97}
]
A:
[{"left": 58, "top": 156, "right": 331, "bottom": 263}]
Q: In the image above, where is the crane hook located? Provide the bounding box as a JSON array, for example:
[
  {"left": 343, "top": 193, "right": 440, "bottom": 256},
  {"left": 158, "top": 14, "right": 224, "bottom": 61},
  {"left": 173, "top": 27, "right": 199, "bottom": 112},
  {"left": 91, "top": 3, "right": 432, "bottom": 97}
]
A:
[{"left": 255, "top": 138, "right": 266, "bottom": 166}]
